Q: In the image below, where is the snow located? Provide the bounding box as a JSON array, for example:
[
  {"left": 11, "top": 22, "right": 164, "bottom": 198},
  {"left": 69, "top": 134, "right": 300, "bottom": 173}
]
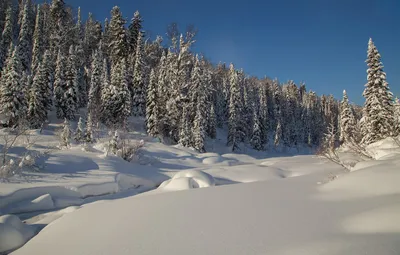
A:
[
  {"left": 0, "top": 215, "right": 35, "bottom": 253},
  {"left": 1, "top": 120, "right": 400, "bottom": 255},
  {"left": 157, "top": 170, "right": 215, "bottom": 192}
]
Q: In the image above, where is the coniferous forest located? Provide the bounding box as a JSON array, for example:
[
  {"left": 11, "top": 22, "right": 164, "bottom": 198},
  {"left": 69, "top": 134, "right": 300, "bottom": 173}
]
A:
[{"left": 0, "top": 0, "right": 399, "bottom": 153}]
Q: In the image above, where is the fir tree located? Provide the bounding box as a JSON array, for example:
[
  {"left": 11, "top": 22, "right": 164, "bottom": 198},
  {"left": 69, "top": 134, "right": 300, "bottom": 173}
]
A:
[
  {"left": 132, "top": 31, "right": 146, "bottom": 116},
  {"left": 53, "top": 50, "right": 67, "bottom": 119},
  {"left": 178, "top": 104, "right": 192, "bottom": 147},
  {"left": 227, "top": 64, "right": 245, "bottom": 151},
  {"left": 274, "top": 120, "right": 282, "bottom": 148},
  {"left": 101, "top": 58, "right": 131, "bottom": 128},
  {"left": 27, "top": 62, "right": 48, "bottom": 128},
  {"left": 146, "top": 69, "right": 159, "bottom": 137},
  {"left": 193, "top": 103, "right": 206, "bottom": 153},
  {"left": 108, "top": 6, "right": 127, "bottom": 65},
  {"left": 127, "top": 10, "right": 143, "bottom": 55},
  {"left": 361, "top": 38, "right": 397, "bottom": 145},
  {"left": 250, "top": 105, "right": 264, "bottom": 151},
  {"left": 60, "top": 118, "right": 71, "bottom": 148},
  {"left": 74, "top": 116, "right": 85, "bottom": 143},
  {"left": 85, "top": 111, "right": 95, "bottom": 143},
  {"left": 88, "top": 49, "right": 103, "bottom": 125},
  {"left": 259, "top": 84, "right": 269, "bottom": 145},
  {"left": 62, "top": 45, "right": 78, "bottom": 120},
  {"left": 0, "top": 45, "right": 26, "bottom": 127},
  {"left": 0, "top": 6, "right": 14, "bottom": 71},
  {"left": 31, "top": 4, "right": 44, "bottom": 73},
  {"left": 340, "top": 90, "right": 358, "bottom": 144},
  {"left": 208, "top": 103, "right": 217, "bottom": 139},
  {"left": 17, "top": 1, "right": 33, "bottom": 72}
]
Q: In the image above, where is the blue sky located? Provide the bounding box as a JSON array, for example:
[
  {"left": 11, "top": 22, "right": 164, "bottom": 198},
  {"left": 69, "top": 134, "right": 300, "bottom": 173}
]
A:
[{"left": 63, "top": 0, "right": 399, "bottom": 104}]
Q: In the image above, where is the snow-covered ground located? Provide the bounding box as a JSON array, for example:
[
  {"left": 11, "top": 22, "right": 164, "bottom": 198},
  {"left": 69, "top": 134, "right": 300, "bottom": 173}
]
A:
[{"left": 1, "top": 119, "right": 400, "bottom": 254}]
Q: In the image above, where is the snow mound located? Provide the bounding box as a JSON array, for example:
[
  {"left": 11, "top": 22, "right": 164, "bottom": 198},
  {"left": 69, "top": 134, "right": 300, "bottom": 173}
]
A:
[
  {"left": 158, "top": 170, "right": 215, "bottom": 192},
  {"left": 0, "top": 215, "right": 35, "bottom": 253},
  {"left": 318, "top": 162, "right": 400, "bottom": 200},
  {"left": 6, "top": 194, "right": 55, "bottom": 214},
  {"left": 366, "top": 137, "right": 400, "bottom": 160},
  {"left": 202, "top": 156, "right": 225, "bottom": 165}
]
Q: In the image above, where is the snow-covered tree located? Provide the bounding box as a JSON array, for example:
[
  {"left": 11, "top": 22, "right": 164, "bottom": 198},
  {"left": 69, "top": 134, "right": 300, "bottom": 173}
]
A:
[
  {"left": 361, "top": 38, "right": 397, "bottom": 145},
  {"left": 193, "top": 103, "right": 206, "bottom": 153},
  {"left": 88, "top": 49, "right": 103, "bottom": 125},
  {"left": 127, "top": 10, "right": 143, "bottom": 55},
  {"left": 62, "top": 45, "right": 79, "bottom": 120},
  {"left": 101, "top": 58, "right": 131, "bottom": 128},
  {"left": 250, "top": 105, "right": 264, "bottom": 151},
  {"left": 274, "top": 120, "right": 282, "bottom": 148},
  {"left": 108, "top": 6, "right": 127, "bottom": 65},
  {"left": 74, "top": 116, "right": 85, "bottom": 143},
  {"left": 259, "top": 84, "right": 269, "bottom": 146},
  {"left": 60, "top": 118, "right": 71, "bottom": 148},
  {"left": 17, "top": 1, "right": 33, "bottom": 72},
  {"left": 28, "top": 62, "right": 48, "bottom": 128},
  {"left": 31, "top": 4, "right": 44, "bottom": 73},
  {"left": 0, "top": 45, "right": 26, "bottom": 127},
  {"left": 340, "top": 90, "right": 359, "bottom": 144},
  {"left": 53, "top": 50, "right": 67, "bottom": 119},
  {"left": 208, "top": 103, "right": 217, "bottom": 139},
  {"left": 85, "top": 112, "right": 95, "bottom": 143},
  {"left": 146, "top": 69, "right": 159, "bottom": 137},
  {"left": 132, "top": 31, "right": 146, "bottom": 116},
  {"left": 227, "top": 64, "right": 245, "bottom": 151},
  {"left": 0, "top": 6, "right": 14, "bottom": 71},
  {"left": 83, "top": 13, "right": 102, "bottom": 66},
  {"left": 178, "top": 104, "right": 192, "bottom": 147}
]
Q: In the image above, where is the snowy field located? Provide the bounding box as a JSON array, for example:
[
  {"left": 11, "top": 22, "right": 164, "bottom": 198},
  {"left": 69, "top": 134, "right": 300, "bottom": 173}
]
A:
[{"left": 1, "top": 120, "right": 400, "bottom": 254}]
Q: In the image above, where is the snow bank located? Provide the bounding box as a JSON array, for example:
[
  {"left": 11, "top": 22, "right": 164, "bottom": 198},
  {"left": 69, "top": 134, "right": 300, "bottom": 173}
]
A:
[
  {"left": 0, "top": 215, "right": 35, "bottom": 253},
  {"left": 157, "top": 170, "right": 215, "bottom": 192}
]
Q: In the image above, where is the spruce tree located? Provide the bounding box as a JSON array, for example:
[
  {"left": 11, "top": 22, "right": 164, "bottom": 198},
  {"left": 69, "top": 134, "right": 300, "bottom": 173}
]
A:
[
  {"left": 259, "top": 84, "right": 269, "bottom": 146},
  {"left": 88, "top": 49, "right": 103, "bottom": 125},
  {"left": 178, "top": 104, "right": 192, "bottom": 147},
  {"left": 28, "top": 62, "right": 48, "bottom": 128},
  {"left": 340, "top": 90, "right": 358, "bottom": 144},
  {"left": 101, "top": 58, "right": 131, "bottom": 128},
  {"left": 0, "top": 6, "right": 14, "bottom": 71},
  {"left": 274, "top": 120, "right": 282, "bottom": 148},
  {"left": 31, "top": 4, "right": 44, "bottom": 73},
  {"left": 250, "top": 105, "right": 263, "bottom": 151},
  {"left": 74, "top": 116, "right": 85, "bottom": 143},
  {"left": 132, "top": 31, "right": 146, "bottom": 116},
  {"left": 208, "top": 103, "right": 217, "bottom": 139},
  {"left": 227, "top": 64, "right": 245, "bottom": 151},
  {"left": 127, "top": 10, "right": 143, "bottom": 55},
  {"left": 361, "top": 38, "right": 397, "bottom": 145},
  {"left": 85, "top": 112, "right": 95, "bottom": 143},
  {"left": 193, "top": 103, "right": 206, "bottom": 153},
  {"left": 146, "top": 69, "right": 159, "bottom": 137},
  {"left": 108, "top": 6, "right": 127, "bottom": 65},
  {"left": 62, "top": 45, "right": 78, "bottom": 120},
  {"left": 17, "top": 1, "right": 33, "bottom": 72},
  {"left": 60, "top": 118, "right": 71, "bottom": 148},
  {"left": 0, "top": 45, "right": 26, "bottom": 127},
  {"left": 53, "top": 50, "right": 67, "bottom": 119}
]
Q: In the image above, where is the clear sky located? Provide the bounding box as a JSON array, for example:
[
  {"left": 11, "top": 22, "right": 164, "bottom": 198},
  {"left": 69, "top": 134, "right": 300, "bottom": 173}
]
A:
[{"left": 62, "top": 0, "right": 399, "bottom": 104}]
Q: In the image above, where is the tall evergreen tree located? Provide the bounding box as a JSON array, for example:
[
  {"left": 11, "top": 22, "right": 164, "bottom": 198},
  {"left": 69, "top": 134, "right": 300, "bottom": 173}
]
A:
[
  {"left": 250, "top": 105, "right": 264, "bottom": 151},
  {"left": 27, "top": 62, "right": 48, "bottom": 128},
  {"left": 0, "top": 45, "right": 26, "bottom": 127},
  {"left": 340, "top": 90, "right": 358, "bottom": 144},
  {"left": 87, "top": 49, "right": 103, "bottom": 125},
  {"left": 146, "top": 68, "right": 159, "bottom": 137},
  {"left": 178, "top": 104, "right": 192, "bottom": 147},
  {"left": 127, "top": 10, "right": 143, "bottom": 55},
  {"left": 132, "top": 31, "right": 146, "bottom": 116},
  {"left": 108, "top": 6, "right": 127, "bottom": 65},
  {"left": 53, "top": 50, "right": 67, "bottom": 119},
  {"left": 31, "top": 4, "right": 44, "bottom": 73},
  {"left": 17, "top": 1, "right": 33, "bottom": 72},
  {"left": 101, "top": 58, "right": 131, "bottom": 128},
  {"left": 208, "top": 103, "right": 217, "bottom": 139},
  {"left": 0, "top": 6, "right": 14, "bottom": 71},
  {"left": 361, "top": 38, "right": 397, "bottom": 145},
  {"left": 227, "top": 64, "right": 245, "bottom": 151}
]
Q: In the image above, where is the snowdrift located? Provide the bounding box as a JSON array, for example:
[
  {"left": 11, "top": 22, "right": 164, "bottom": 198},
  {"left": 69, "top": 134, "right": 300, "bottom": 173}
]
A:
[{"left": 0, "top": 215, "right": 35, "bottom": 253}]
